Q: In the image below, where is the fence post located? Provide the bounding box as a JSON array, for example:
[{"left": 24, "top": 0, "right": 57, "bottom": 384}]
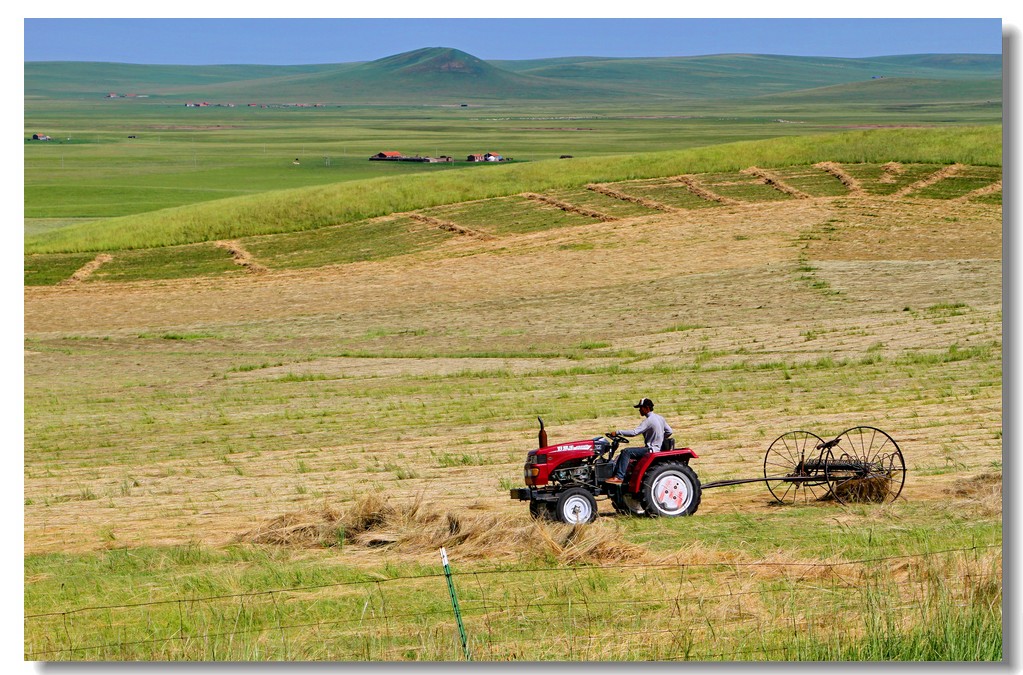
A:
[{"left": 440, "top": 547, "right": 471, "bottom": 661}]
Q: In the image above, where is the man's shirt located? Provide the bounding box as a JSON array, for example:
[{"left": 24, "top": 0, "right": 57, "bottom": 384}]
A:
[{"left": 617, "top": 412, "right": 673, "bottom": 452}]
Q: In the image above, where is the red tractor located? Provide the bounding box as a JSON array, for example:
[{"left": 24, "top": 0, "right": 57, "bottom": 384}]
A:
[{"left": 510, "top": 418, "right": 701, "bottom": 523}]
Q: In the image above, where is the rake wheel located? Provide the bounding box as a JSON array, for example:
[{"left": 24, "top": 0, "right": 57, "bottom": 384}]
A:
[
  {"left": 763, "top": 430, "right": 829, "bottom": 504},
  {"left": 823, "top": 426, "right": 906, "bottom": 505}
]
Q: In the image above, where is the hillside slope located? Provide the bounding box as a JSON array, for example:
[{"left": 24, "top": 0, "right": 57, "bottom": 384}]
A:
[
  {"left": 24, "top": 126, "right": 1001, "bottom": 254},
  {"left": 25, "top": 49, "right": 1002, "bottom": 102}
]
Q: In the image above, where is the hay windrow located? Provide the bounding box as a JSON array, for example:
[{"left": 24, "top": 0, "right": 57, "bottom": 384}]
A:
[
  {"left": 814, "top": 161, "right": 864, "bottom": 194},
  {"left": 879, "top": 161, "right": 905, "bottom": 183},
  {"left": 892, "top": 163, "right": 964, "bottom": 197},
  {"left": 670, "top": 175, "right": 741, "bottom": 205},
  {"left": 740, "top": 166, "right": 811, "bottom": 199},
  {"left": 946, "top": 472, "right": 1002, "bottom": 517},
  {"left": 238, "top": 494, "right": 649, "bottom": 564},
  {"left": 586, "top": 182, "right": 679, "bottom": 212},
  {"left": 954, "top": 180, "right": 1002, "bottom": 202},
  {"left": 215, "top": 240, "right": 269, "bottom": 274},
  {"left": 59, "top": 253, "right": 113, "bottom": 285},
  {"left": 408, "top": 213, "right": 493, "bottom": 239},
  {"left": 522, "top": 192, "right": 618, "bottom": 222}
]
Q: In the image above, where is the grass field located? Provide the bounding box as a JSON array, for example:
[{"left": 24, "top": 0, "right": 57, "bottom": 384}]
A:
[
  {"left": 24, "top": 140, "right": 1002, "bottom": 660},
  {"left": 23, "top": 59, "right": 1003, "bottom": 660}
]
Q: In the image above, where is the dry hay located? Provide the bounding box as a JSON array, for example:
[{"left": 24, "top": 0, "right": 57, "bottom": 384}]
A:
[
  {"left": 892, "top": 163, "right": 964, "bottom": 198},
  {"left": 814, "top": 161, "right": 864, "bottom": 194},
  {"left": 879, "top": 161, "right": 905, "bottom": 183},
  {"left": 740, "top": 166, "right": 811, "bottom": 199},
  {"left": 521, "top": 192, "right": 618, "bottom": 222},
  {"left": 214, "top": 240, "right": 269, "bottom": 274},
  {"left": 585, "top": 183, "right": 678, "bottom": 212},
  {"left": 59, "top": 253, "right": 113, "bottom": 285},
  {"left": 946, "top": 472, "right": 1002, "bottom": 517},
  {"left": 954, "top": 180, "right": 1002, "bottom": 202},
  {"left": 669, "top": 175, "right": 741, "bottom": 205},
  {"left": 238, "top": 493, "right": 649, "bottom": 564},
  {"left": 830, "top": 475, "right": 894, "bottom": 503},
  {"left": 408, "top": 213, "right": 493, "bottom": 239}
]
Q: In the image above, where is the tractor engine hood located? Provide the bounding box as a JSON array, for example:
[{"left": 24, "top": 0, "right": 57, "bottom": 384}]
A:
[{"left": 525, "top": 439, "right": 597, "bottom": 486}]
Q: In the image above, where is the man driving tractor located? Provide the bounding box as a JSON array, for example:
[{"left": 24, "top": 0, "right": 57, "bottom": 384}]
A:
[{"left": 605, "top": 397, "right": 674, "bottom": 485}]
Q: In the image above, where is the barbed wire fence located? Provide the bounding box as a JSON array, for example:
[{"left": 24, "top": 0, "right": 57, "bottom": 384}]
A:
[{"left": 25, "top": 544, "right": 1001, "bottom": 661}]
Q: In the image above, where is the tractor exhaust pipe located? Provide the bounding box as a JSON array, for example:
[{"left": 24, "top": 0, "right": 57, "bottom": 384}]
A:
[{"left": 538, "top": 417, "right": 548, "bottom": 449}]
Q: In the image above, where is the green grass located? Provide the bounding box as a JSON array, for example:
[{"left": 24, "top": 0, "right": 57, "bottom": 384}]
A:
[
  {"left": 972, "top": 190, "right": 1002, "bottom": 205},
  {"left": 90, "top": 243, "right": 242, "bottom": 281},
  {"left": 620, "top": 180, "right": 724, "bottom": 209},
  {"left": 24, "top": 252, "right": 97, "bottom": 286},
  {"left": 23, "top": 518, "right": 1000, "bottom": 660},
  {"left": 242, "top": 216, "right": 451, "bottom": 270},
  {"left": 701, "top": 172, "right": 795, "bottom": 202},
  {"left": 771, "top": 166, "right": 851, "bottom": 196},
  {"left": 423, "top": 195, "right": 598, "bottom": 235},
  {"left": 912, "top": 165, "right": 1002, "bottom": 199},
  {"left": 545, "top": 187, "right": 661, "bottom": 217},
  {"left": 25, "top": 126, "right": 1002, "bottom": 253},
  {"left": 23, "top": 158, "right": 1003, "bottom": 286},
  {"left": 840, "top": 162, "right": 944, "bottom": 195}
]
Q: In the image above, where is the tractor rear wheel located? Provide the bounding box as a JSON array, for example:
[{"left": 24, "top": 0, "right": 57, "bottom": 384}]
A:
[
  {"left": 555, "top": 488, "right": 598, "bottom": 524},
  {"left": 640, "top": 462, "right": 701, "bottom": 517}
]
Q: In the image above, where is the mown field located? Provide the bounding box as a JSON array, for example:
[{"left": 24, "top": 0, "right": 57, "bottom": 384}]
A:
[{"left": 23, "top": 118, "right": 1002, "bottom": 660}]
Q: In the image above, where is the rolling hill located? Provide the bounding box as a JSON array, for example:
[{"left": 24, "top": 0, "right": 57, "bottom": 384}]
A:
[{"left": 24, "top": 48, "right": 1001, "bottom": 103}]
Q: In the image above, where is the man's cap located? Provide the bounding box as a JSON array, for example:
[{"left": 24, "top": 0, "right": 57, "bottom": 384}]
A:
[{"left": 633, "top": 398, "right": 654, "bottom": 409}]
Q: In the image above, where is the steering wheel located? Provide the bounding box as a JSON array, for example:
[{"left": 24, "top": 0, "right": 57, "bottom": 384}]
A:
[{"left": 606, "top": 433, "right": 630, "bottom": 444}]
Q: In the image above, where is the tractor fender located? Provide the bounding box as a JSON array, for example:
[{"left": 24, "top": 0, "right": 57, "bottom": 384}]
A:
[{"left": 626, "top": 448, "right": 698, "bottom": 493}]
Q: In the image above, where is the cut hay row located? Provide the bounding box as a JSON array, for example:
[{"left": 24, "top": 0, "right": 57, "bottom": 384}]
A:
[
  {"left": 670, "top": 175, "right": 741, "bottom": 205},
  {"left": 239, "top": 494, "right": 648, "bottom": 565},
  {"left": 893, "top": 163, "right": 965, "bottom": 198},
  {"left": 521, "top": 192, "right": 618, "bottom": 222},
  {"left": 58, "top": 253, "right": 113, "bottom": 285},
  {"left": 586, "top": 183, "right": 679, "bottom": 212},
  {"left": 740, "top": 166, "right": 812, "bottom": 199},
  {"left": 879, "top": 161, "right": 906, "bottom": 184},
  {"left": 214, "top": 240, "right": 269, "bottom": 274},
  {"left": 814, "top": 161, "right": 865, "bottom": 195},
  {"left": 954, "top": 180, "right": 1002, "bottom": 202},
  {"left": 408, "top": 213, "right": 494, "bottom": 240}
]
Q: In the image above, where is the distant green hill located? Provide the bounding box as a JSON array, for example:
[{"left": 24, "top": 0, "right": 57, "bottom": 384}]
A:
[
  {"left": 24, "top": 61, "right": 344, "bottom": 98},
  {"left": 751, "top": 77, "right": 1002, "bottom": 105},
  {"left": 25, "top": 48, "right": 1001, "bottom": 103}
]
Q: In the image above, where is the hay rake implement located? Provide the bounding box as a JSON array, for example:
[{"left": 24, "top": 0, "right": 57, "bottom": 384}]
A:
[{"left": 702, "top": 425, "right": 906, "bottom": 505}]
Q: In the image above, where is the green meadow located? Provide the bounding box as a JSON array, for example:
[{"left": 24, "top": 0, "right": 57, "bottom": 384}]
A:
[{"left": 24, "top": 51, "right": 1002, "bottom": 661}]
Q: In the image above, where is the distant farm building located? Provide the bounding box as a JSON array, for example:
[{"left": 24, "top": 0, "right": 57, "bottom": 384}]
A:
[
  {"left": 469, "top": 152, "right": 505, "bottom": 162},
  {"left": 370, "top": 151, "right": 452, "bottom": 163}
]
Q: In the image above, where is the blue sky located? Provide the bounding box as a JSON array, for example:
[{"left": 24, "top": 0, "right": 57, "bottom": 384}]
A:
[{"left": 23, "top": 18, "right": 1002, "bottom": 65}]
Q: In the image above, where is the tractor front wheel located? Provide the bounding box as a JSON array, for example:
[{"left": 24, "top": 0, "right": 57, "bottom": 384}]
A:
[
  {"left": 640, "top": 462, "right": 701, "bottom": 517},
  {"left": 555, "top": 488, "right": 598, "bottom": 524}
]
